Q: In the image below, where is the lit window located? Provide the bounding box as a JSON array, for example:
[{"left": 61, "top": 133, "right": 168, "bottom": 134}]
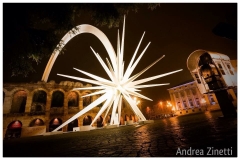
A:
[
  {"left": 226, "top": 64, "right": 234, "bottom": 75},
  {"left": 183, "top": 101, "right": 188, "bottom": 109},
  {"left": 194, "top": 73, "right": 201, "bottom": 84},
  {"left": 189, "top": 99, "right": 194, "bottom": 107},
  {"left": 217, "top": 63, "right": 226, "bottom": 75},
  {"left": 195, "top": 98, "right": 200, "bottom": 107},
  {"left": 177, "top": 102, "right": 181, "bottom": 110},
  {"left": 209, "top": 95, "right": 216, "bottom": 105}
]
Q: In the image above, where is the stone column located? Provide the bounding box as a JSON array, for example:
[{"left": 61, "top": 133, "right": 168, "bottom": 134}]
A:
[
  {"left": 189, "top": 88, "right": 199, "bottom": 107},
  {"left": 172, "top": 92, "right": 179, "bottom": 110},
  {"left": 183, "top": 90, "right": 190, "bottom": 109},
  {"left": 45, "top": 93, "right": 51, "bottom": 132},
  {"left": 178, "top": 92, "right": 185, "bottom": 110},
  {"left": 25, "top": 93, "right": 33, "bottom": 113},
  {"left": 3, "top": 93, "right": 12, "bottom": 114},
  {"left": 63, "top": 93, "right": 68, "bottom": 132},
  {"left": 79, "top": 97, "right": 83, "bottom": 111}
]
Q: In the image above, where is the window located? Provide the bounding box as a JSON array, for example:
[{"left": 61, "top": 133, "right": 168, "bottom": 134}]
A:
[
  {"left": 217, "top": 63, "right": 226, "bottom": 75},
  {"left": 51, "top": 91, "right": 64, "bottom": 107},
  {"left": 83, "top": 92, "right": 92, "bottom": 107},
  {"left": 226, "top": 63, "right": 234, "bottom": 75},
  {"left": 183, "top": 101, "right": 188, "bottom": 109},
  {"left": 195, "top": 98, "right": 200, "bottom": 107},
  {"left": 189, "top": 99, "right": 194, "bottom": 107},
  {"left": 208, "top": 95, "right": 216, "bottom": 105},
  {"left": 194, "top": 73, "right": 201, "bottom": 84},
  {"left": 68, "top": 91, "right": 79, "bottom": 107},
  {"left": 11, "top": 90, "right": 27, "bottom": 113}
]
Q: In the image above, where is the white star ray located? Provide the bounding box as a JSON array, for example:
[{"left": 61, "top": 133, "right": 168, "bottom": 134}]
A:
[
  {"left": 110, "top": 93, "right": 121, "bottom": 125},
  {"left": 102, "top": 103, "right": 113, "bottom": 124},
  {"left": 132, "top": 83, "right": 170, "bottom": 89},
  {"left": 123, "top": 42, "right": 151, "bottom": 81},
  {"left": 118, "top": 95, "right": 122, "bottom": 124},
  {"left": 81, "top": 89, "right": 107, "bottom": 98},
  {"left": 53, "top": 92, "right": 110, "bottom": 131},
  {"left": 123, "top": 55, "right": 166, "bottom": 85},
  {"left": 130, "top": 69, "right": 183, "bottom": 86},
  {"left": 52, "top": 16, "right": 182, "bottom": 132},
  {"left": 123, "top": 32, "right": 146, "bottom": 81},
  {"left": 57, "top": 73, "right": 114, "bottom": 87},
  {"left": 90, "top": 47, "right": 115, "bottom": 82},
  {"left": 125, "top": 89, "right": 152, "bottom": 101},
  {"left": 121, "top": 91, "right": 146, "bottom": 121},
  {"left": 90, "top": 93, "right": 115, "bottom": 126},
  {"left": 73, "top": 67, "right": 113, "bottom": 84},
  {"left": 72, "top": 86, "right": 106, "bottom": 90}
]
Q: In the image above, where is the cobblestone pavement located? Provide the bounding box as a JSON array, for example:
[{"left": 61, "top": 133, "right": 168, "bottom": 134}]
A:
[{"left": 3, "top": 110, "right": 237, "bottom": 157}]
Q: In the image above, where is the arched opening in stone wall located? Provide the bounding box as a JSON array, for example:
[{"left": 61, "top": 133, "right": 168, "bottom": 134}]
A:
[
  {"left": 51, "top": 91, "right": 64, "bottom": 108},
  {"left": 67, "top": 119, "right": 78, "bottom": 131},
  {"left": 83, "top": 115, "right": 92, "bottom": 126},
  {"left": 82, "top": 92, "right": 92, "bottom": 107},
  {"left": 97, "top": 116, "right": 103, "bottom": 127},
  {"left": 11, "top": 90, "right": 27, "bottom": 113},
  {"left": 125, "top": 114, "right": 130, "bottom": 121},
  {"left": 3, "top": 91, "right": 5, "bottom": 104},
  {"left": 31, "top": 90, "right": 47, "bottom": 114},
  {"left": 107, "top": 115, "right": 111, "bottom": 124},
  {"left": 29, "top": 118, "right": 45, "bottom": 127},
  {"left": 68, "top": 91, "right": 79, "bottom": 107},
  {"left": 135, "top": 115, "right": 139, "bottom": 122},
  {"left": 5, "top": 120, "right": 22, "bottom": 139},
  {"left": 130, "top": 114, "right": 135, "bottom": 122},
  {"left": 120, "top": 116, "right": 124, "bottom": 125},
  {"left": 49, "top": 118, "right": 62, "bottom": 132}
]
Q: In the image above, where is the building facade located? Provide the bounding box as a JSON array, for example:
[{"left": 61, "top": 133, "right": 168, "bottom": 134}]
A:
[
  {"left": 167, "top": 81, "right": 237, "bottom": 116},
  {"left": 3, "top": 80, "right": 138, "bottom": 139}
]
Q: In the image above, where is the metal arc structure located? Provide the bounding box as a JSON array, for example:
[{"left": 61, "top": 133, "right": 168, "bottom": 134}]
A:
[{"left": 41, "top": 24, "right": 116, "bottom": 82}]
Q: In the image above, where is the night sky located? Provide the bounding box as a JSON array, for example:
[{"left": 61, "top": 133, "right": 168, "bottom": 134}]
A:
[{"left": 3, "top": 3, "right": 237, "bottom": 107}]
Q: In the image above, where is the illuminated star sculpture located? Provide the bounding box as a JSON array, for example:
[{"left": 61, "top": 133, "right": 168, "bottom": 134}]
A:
[{"left": 52, "top": 16, "right": 182, "bottom": 132}]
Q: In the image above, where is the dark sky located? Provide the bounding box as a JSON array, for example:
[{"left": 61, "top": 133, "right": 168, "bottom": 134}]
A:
[{"left": 3, "top": 3, "right": 237, "bottom": 107}]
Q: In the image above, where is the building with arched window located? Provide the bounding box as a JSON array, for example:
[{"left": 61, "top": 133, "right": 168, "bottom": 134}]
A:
[{"left": 168, "top": 80, "right": 237, "bottom": 116}]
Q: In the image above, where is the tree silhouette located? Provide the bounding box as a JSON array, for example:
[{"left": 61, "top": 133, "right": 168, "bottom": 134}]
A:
[{"left": 3, "top": 3, "right": 160, "bottom": 78}]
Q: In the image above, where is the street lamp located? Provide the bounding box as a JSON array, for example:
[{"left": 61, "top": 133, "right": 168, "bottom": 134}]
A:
[
  {"left": 200, "top": 98, "right": 207, "bottom": 111},
  {"left": 172, "top": 107, "right": 176, "bottom": 116}
]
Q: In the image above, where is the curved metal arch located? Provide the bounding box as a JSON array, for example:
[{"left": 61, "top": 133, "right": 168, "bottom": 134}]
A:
[{"left": 41, "top": 24, "right": 117, "bottom": 82}]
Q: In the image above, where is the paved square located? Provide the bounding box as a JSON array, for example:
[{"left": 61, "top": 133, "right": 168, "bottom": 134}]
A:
[{"left": 3, "top": 110, "right": 237, "bottom": 157}]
